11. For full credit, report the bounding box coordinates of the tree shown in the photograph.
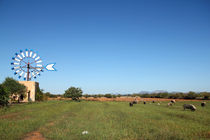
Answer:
[200,92,210,100]
[64,87,83,101]
[2,77,26,102]
[0,84,9,106]
[184,91,197,99]
[117,94,121,97]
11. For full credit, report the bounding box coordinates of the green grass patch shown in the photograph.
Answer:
[0,101,209,140]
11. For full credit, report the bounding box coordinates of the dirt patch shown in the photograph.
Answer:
[0,112,20,119]
[196,131,210,139]
[23,131,45,140]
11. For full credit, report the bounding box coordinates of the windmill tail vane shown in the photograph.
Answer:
[11,49,56,81]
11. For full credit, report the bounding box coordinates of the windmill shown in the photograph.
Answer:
[11,49,56,81]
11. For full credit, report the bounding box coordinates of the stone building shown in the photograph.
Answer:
[18,81,39,102]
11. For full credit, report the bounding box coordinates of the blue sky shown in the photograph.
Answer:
[0,0,210,94]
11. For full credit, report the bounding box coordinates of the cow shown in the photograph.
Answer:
[183,104,196,111]
[171,100,176,104]
[129,102,133,107]
[201,102,206,107]
[132,100,138,104]
[168,102,172,106]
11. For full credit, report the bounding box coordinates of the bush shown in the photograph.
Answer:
[112,95,117,98]
[83,94,90,98]
[104,94,112,98]
[97,94,103,98]
[45,92,58,98]
[64,87,83,101]
[0,84,9,106]
[35,87,44,101]
[93,95,97,98]
[117,94,121,97]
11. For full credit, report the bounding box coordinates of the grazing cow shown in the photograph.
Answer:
[143,101,146,104]
[129,102,133,107]
[201,102,206,107]
[171,100,176,104]
[132,100,138,104]
[183,104,196,111]
[168,102,172,106]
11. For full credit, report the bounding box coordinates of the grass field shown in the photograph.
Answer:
[0,100,209,140]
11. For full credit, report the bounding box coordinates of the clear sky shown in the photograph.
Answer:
[0,0,210,94]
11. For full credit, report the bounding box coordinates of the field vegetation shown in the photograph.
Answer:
[0,100,209,140]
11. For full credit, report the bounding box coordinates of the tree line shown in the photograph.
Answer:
[1,77,209,107]
[132,92,210,100]
[82,92,210,100]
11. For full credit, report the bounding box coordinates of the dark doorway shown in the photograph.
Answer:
[20,94,24,100]
[28,91,31,101]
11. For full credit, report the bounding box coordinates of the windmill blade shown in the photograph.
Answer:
[29,73,31,79]
[35,71,41,76]
[36,64,43,67]
[12,57,21,62]
[14,62,20,65]
[19,71,24,76]
[12,66,20,70]
[32,72,35,77]
[15,58,20,61]
[35,67,42,71]
[32,71,39,78]
[24,73,27,78]
[32,53,37,58]
[36,60,42,63]
[23,73,27,80]
[18,71,24,79]
[14,69,21,75]
[17,54,23,60]
[21,51,25,58]
[29,51,33,57]
[35,56,40,61]
[25,49,29,57]
[16,69,21,73]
